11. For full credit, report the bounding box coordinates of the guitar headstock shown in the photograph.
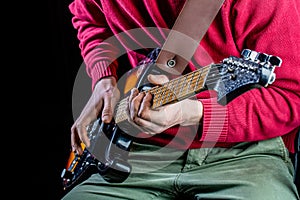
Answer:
[212,49,282,105]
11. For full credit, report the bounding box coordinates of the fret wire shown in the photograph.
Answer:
[191,70,201,91]
[115,99,128,111]
[115,66,214,122]
[184,71,197,95]
[195,67,210,90]
[194,69,204,91]
[187,70,195,92]
[115,97,128,123]
[151,87,159,107]
[166,65,212,93]
[176,67,209,98]
[153,67,211,107]
[159,86,168,106]
[183,72,202,96]
[167,85,174,102]
[165,82,173,104]
[166,77,182,103]
[157,86,165,107]
[148,85,160,95]
[121,69,218,116]
[163,82,172,105]
[152,78,177,108]
[174,79,180,99]
[151,65,209,99]
[154,86,164,107]
[178,75,187,98]
[176,73,192,98]
[168,79,175,102]
[117,64,215,113]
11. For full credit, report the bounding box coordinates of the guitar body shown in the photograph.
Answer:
[61,48,281,191]
[61,57,164,191]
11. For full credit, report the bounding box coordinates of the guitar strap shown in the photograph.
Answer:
[155,0,225,75]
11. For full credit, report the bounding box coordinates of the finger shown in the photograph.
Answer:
[70,124,89,155]
[133,116,162,135]
[111,87,120,110]
[127,116,148,135]
[127,88,139,118]
[126,112,160,137]
[102,94,113,123]
[128,88,139,103]
[77,124,90,146]
[70,126,80,153]
[147,74,169,85]
[130,92,145,121]
[138,92,152,119]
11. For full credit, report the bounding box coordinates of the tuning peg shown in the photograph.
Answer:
[268,55,282,67]
[242,49,282,67]
[241,49,251,59]
[257,53,269,63]
[257,52,282,67]
[241,49,259,62]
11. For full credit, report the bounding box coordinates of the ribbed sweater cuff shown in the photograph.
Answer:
[199,98,228,142]
[91,60,118,90]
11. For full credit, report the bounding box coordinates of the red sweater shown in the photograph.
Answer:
[69,0,300,153]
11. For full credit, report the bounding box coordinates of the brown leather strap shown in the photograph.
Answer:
[155,0,225,75]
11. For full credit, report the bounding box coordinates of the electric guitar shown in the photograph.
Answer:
[61,48,282,191]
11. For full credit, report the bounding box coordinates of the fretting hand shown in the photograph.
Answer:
[127,74,203,135]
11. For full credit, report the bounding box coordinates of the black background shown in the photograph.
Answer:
[28,0,83,199]
[43,1,82,199]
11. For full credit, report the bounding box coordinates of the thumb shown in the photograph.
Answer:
[147,74,169,85]
[102,95,113,123]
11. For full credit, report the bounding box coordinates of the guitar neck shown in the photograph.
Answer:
[114,64,214,124]
[150,65,212,108]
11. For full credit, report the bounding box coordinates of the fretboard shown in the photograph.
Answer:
[114,64,215,124]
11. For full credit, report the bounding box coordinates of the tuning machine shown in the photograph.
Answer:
[241,49,282,86]
[241,49,282,67]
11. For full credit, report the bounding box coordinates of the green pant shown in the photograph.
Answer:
[62,137,299,200]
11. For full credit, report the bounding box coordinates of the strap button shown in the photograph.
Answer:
[167,59,176,68]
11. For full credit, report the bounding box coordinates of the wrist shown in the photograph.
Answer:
[94,76,117,90]
[180,99,203,126]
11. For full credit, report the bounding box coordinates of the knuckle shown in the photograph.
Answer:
[139,111,147,119]
[160,120,168,126]
[102,108,111,115]
[132,97,138,104]
[133,116,139,123]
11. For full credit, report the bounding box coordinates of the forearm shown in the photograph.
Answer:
[69,0,120,90]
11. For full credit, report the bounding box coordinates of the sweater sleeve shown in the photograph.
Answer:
[69,0,119,90]
[200,0,300,143]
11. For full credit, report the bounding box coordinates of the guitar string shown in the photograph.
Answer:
[116,63,217,107]
[114,62,259,122]
[114,65,225,121]
[114,66,207,108]
[151,69,205,107]
[152,68,209,107]
[114,65,212,122]
[115,67,221,112]
[114,66,209,109]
